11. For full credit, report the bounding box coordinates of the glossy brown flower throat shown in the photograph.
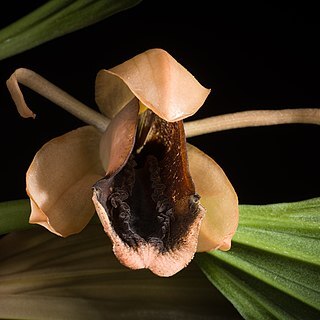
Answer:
[93,100,205,276]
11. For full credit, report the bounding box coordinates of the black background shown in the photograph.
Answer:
[0,1,319,205]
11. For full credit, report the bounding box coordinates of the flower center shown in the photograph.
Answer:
[107,154,177,249]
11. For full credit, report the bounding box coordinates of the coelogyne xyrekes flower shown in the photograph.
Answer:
[7,49,239,276]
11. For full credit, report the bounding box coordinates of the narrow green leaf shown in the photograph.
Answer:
[0,0,74,41]
[0,199,33,234]
[0,0,143,60]
[197,254,320,320]
[235,198,320,265]
[197,197,320,320]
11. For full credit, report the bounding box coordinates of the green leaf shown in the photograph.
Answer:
[196,197,320,320]
[1,197,319,318]
[0,0,142,61]
[0,199,34,234]
[0,225,242,320]
[0,198,105,235]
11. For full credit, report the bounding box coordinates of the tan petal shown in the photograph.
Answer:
[95,48,210,122]
[99,98,139,175]
[186,144,239,252]
[27,126,105,237]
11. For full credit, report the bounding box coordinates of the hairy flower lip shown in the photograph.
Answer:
[93,101,207,277]
[92,190,206,277]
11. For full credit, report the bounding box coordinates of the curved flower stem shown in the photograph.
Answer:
[7,68,320,136]
[7,68,110,132]
[184,109,320,138]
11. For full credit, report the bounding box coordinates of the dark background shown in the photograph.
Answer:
[0,1,319,205]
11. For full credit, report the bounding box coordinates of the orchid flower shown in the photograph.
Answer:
[7,49,238,276]
[7,48,319,276]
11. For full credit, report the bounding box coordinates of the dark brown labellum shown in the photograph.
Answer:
[93,105,205,276]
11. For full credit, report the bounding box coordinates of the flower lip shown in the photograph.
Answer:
[95,48,211,122]
[93,102,205,276]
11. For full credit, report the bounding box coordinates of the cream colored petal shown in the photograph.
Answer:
[186,144,239,252]
[99,98,139,175]
[27,126,105,237]
[95,48,210,122]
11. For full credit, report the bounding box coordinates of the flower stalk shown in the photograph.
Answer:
[184,108,320,137]
[7,68,320,137]
[7,68,109,131]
